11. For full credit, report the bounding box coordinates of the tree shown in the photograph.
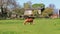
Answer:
[32,3,45,8]
[0,0,18,19]
[24,1,32,9]
[42,7,54,18]
[49,4,55,9]
[13,8,24,15]
[32,3,45,17]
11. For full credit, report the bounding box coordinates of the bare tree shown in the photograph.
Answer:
[0,0,18,18]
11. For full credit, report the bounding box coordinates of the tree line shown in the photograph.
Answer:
[0,0,54,19]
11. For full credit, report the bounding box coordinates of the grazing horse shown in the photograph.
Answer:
[23,16,35,25]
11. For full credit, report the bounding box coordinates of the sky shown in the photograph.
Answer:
[17,0,60,9]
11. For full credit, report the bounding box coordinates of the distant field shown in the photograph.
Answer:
[0,18,60,34]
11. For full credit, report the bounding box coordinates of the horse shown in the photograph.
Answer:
[23,16,35,25]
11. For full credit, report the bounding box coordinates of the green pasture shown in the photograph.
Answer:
[0,18,60,34]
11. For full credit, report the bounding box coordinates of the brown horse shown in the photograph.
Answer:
[23,16,35,25]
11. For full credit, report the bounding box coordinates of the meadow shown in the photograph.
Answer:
[0,18,60,34]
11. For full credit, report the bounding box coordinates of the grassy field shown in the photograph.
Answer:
[0,18,60,34]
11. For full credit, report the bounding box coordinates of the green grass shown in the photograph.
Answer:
[0,18,60,34]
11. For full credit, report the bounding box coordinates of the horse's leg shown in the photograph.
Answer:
[30,21,35,25]
[33,21,35,24]
[23,20,27,25]
[23,21,26,25]
[30,22,32,25]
